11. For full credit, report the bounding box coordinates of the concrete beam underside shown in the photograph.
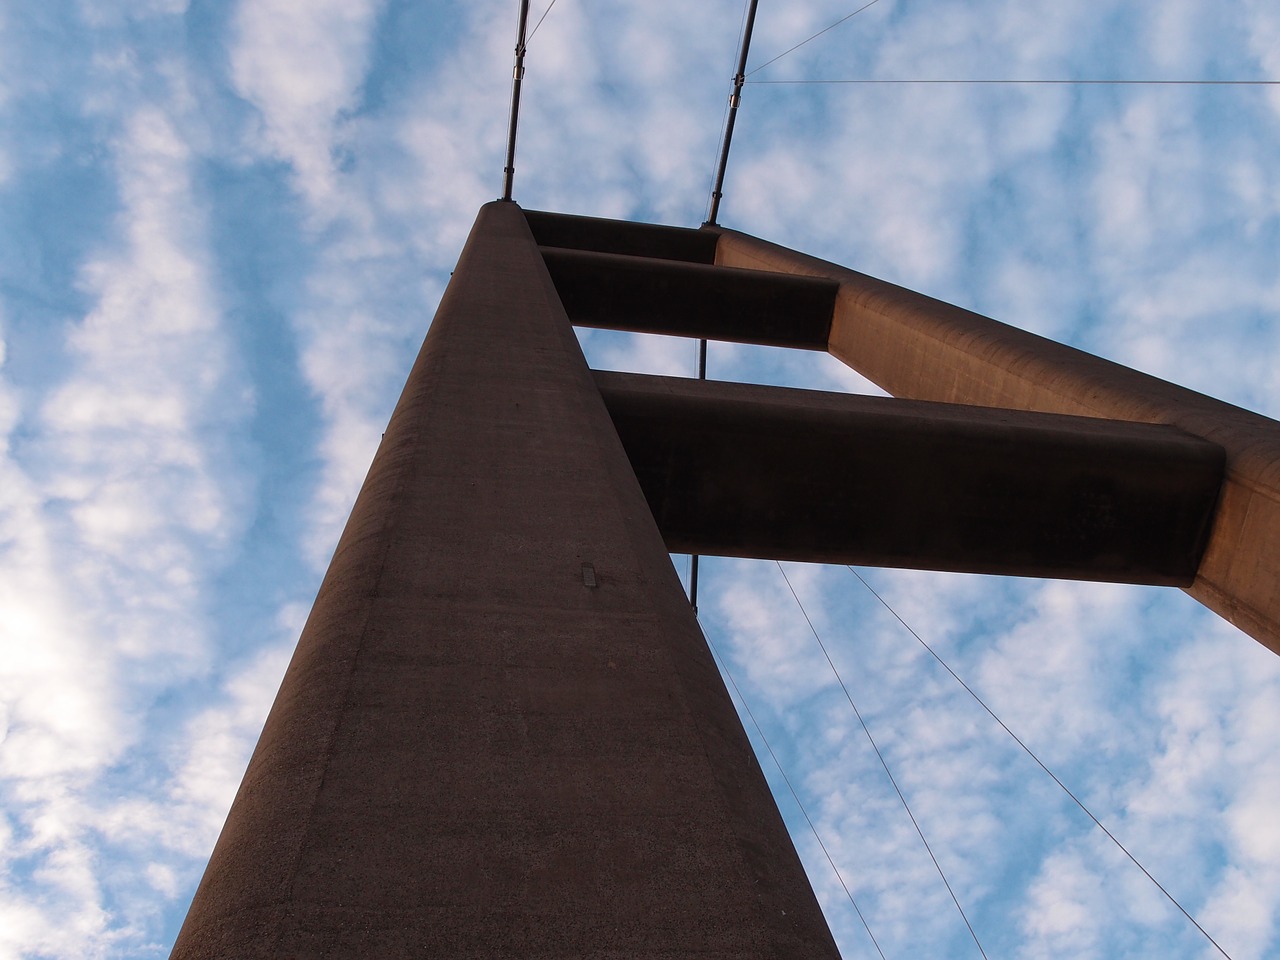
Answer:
[170,202,839,958]
[596,372,1224,584]
[525,208,720,263]
[541,247,836,349]
[713,229,1280,656]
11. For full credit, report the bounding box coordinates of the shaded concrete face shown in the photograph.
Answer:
[713,228,1280,656]
[598,372,1224,584]
[543,247,836,348]
[525,208,719,262]
[169,203,839,958]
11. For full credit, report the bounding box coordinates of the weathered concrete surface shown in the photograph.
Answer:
[542,247,836,349]
[169,203,839,958]
[713,227,1280,655]
[597,372,1224,584]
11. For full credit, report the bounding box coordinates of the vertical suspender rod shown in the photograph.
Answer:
[706,0,761,226]
[697,0,763,605]
[502,0,532,201]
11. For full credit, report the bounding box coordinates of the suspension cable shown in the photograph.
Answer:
[700,612,887,960]
[526,0,559,43]
[746,0,886,78]
[705,0,761,225]
[845,566,1235,960]
[777,561,989,959]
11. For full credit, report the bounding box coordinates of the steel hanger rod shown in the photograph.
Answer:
[706,0,761,226]
[689,336,709,613]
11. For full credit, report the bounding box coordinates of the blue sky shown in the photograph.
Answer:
[2,1,1280,957]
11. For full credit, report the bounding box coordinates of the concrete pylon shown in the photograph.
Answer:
[169,201,841,958]
[172,199,1280,956]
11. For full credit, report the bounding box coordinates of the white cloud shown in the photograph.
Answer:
[291,292,413,565]
[1113,628,1280,959]
[585,330,697,377]
[97,635,294,861]
[0,41,261,953]
[230,0,386,210]
[228,0,451,565]
[1020,846,1109,959]
[716,560,839,709]
[4,1,1280,958]
[40,104,246,662]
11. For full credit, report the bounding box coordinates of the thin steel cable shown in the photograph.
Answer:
[747,0,887,78]
[700,616,888,960]
[746,77,1280,86]
[731,0,751,66]
[525,0,558,43]
[777,561,988,960]
[845,566,1234,960]
[705,0,761,225]
[688,335,707,611]
[691,338,708,608]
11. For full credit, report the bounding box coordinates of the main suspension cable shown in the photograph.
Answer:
[526,0,559,43]
[500,0,532,201]
[846,566,1234,960]
[692,0,751,601]
[703,0,751,224]
[705,0,761,225]
[777,561,989,959]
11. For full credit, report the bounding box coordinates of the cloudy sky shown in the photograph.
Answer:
[2,0,1280,957]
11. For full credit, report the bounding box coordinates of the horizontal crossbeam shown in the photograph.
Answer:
[596,372,1225,585]
[543,248,836,348]
[712,225,1280,653]
[525,209,719,262]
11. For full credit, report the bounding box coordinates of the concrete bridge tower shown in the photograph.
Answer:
[169,199,1279,958]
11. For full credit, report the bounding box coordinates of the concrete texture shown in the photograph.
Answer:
[542,247,836,349]
[713,227,1280,656]
[596,372,1224,584]
[168,202,840,959]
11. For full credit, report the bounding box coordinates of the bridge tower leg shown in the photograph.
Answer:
[169,201,841,958]
[173,194,1279,957]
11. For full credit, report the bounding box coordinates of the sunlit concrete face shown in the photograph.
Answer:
[169,202,839,959]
